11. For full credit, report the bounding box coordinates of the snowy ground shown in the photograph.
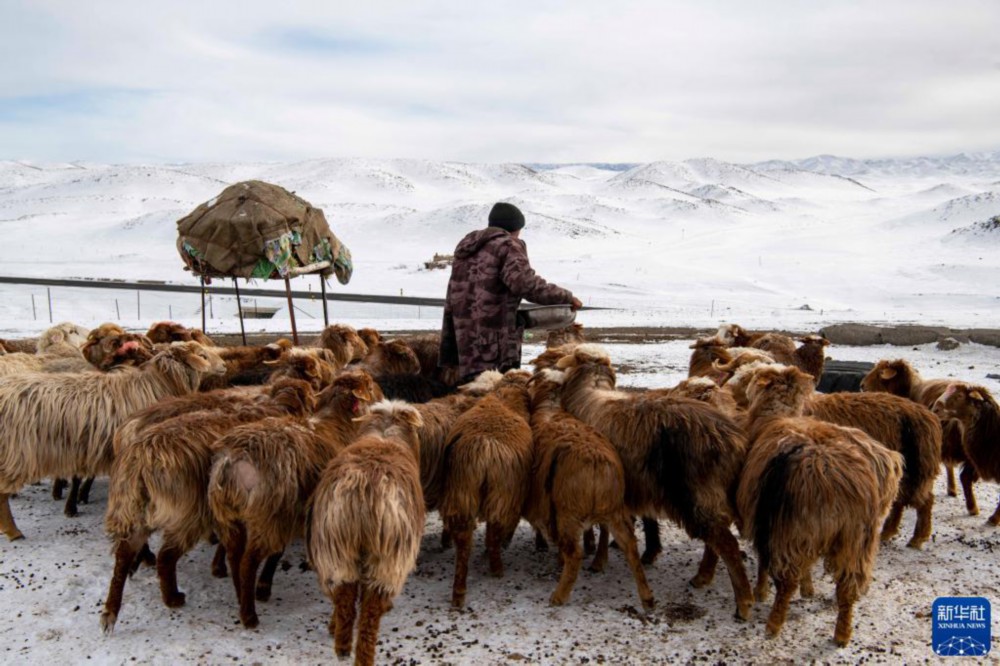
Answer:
[2,337,999,665]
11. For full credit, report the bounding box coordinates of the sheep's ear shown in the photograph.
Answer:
[399,407,424,430]
[969,389,985,402]
[353,386,373,402]
[879,367,897,380]
[182,350,212,371]
[264,343,286,361]
[755,375,773,390]
[555,354,577,369]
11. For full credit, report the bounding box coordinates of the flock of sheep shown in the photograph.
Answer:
[0,319,997,664]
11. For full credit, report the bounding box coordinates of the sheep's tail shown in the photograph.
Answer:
[208,453,260,531]
[104,446,149,542]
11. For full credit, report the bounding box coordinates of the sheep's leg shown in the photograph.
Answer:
[765,576,798,638]
[609,517,655,611]
[550,522,584,607]
[908,497,934,548]
[880,499,905,542]
[706,525,754,621]
[78,476,94,504]
[439,524,452,551]
[988,496,1000,527]
[256,551,283,601]
[588,525,609,573]
[753,558,770,603]
[211,543,228,578]
[449,517,473,608]
[960,464,980,516]
[238,547,265,628]
[128,543,157,576]
[355,586,391,666]
[156,544,187,608]
[799,564,815,598]
[833,577,859,647]
[100,535,145,633]
[640,517,662,565]
[330,582,358,658]
[582,526,596,556]
[63,476,82,518]
[691,544,718,588]
[223,525,248,607]
[485,521,505,578]
[52,478,68,501]
[945,464,957,497]
[0,493,23,541]
[534,527,549,552]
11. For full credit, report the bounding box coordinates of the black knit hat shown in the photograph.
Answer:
[488,202,525,232]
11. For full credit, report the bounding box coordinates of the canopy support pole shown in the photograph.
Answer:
[233,278,247,346]
[200,276,207,333]
[284,276,299,345]
[320,275,329,327]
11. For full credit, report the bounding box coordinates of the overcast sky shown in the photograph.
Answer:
[2,0,999,164]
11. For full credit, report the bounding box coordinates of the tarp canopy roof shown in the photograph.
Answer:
[177,180,352,283]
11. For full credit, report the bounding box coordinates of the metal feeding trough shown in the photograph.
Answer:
[517,304,576,331]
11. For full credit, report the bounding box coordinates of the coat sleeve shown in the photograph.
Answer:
[500,240,574,305]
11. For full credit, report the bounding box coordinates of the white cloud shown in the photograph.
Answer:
[2,0,999,162]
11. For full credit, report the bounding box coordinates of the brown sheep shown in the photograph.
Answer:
[99,379,316,633]
[360,338,421,376]
[264,345,339,391]
[525,369,654,610]
[933,383,1000,524]
[312,324,369,368]
[687,338,738,380]
[738,364,903,646]
[357,327,383,350]
[209,370,378,628]
[794,334,830,383]
[556,344,754,621]
[805,391,942,549]
[82,324,156,370]
[146,321,216,346]
[397,332,461,387]
[862,359,966,502]
[530,343,583,372]
[308,401,425,666]
[0,342,226,541]
[545,322,586,348]
[0,324,93,376]
[439,371,534,608]
[197,340,294,391]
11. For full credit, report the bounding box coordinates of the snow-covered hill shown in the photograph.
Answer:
[0,152,997,336]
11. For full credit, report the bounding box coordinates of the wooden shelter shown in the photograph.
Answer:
[176,180,352,344]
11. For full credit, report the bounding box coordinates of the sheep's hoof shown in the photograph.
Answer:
[549,594,568,607]
[689,573,713,589]
[833,633,851,647]
[879,531,897,543]
[988,515,1000,527]
[255,585,272,602]
[450,593,465,609]
[905,538,925,550]
[64,507,79,518]
[99,612,117,635]
[241,613,259,629]
[163,592,186,608]
[640,551,660,566]
[765,623,781,638]
[5,530,24,542]
[336,648,351,659]
[211,563,228,578]
[968,508,980,516]
[641,597,656,612]
[947,489,958,497]
[753,586,769,604]
[735,602,752,622]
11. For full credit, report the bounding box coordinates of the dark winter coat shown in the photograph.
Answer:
[439,228,574,380]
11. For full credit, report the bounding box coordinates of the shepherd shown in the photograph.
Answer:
[439,202,582,384]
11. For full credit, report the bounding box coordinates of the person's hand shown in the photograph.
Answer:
[570,297,583,311]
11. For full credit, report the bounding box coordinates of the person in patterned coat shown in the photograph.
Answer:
[439,202,582,383]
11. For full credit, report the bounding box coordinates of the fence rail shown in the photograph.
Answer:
[0,275,448,308]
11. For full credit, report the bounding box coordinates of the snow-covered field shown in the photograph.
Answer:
[0,153,999,664]
[2,339,999,665]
